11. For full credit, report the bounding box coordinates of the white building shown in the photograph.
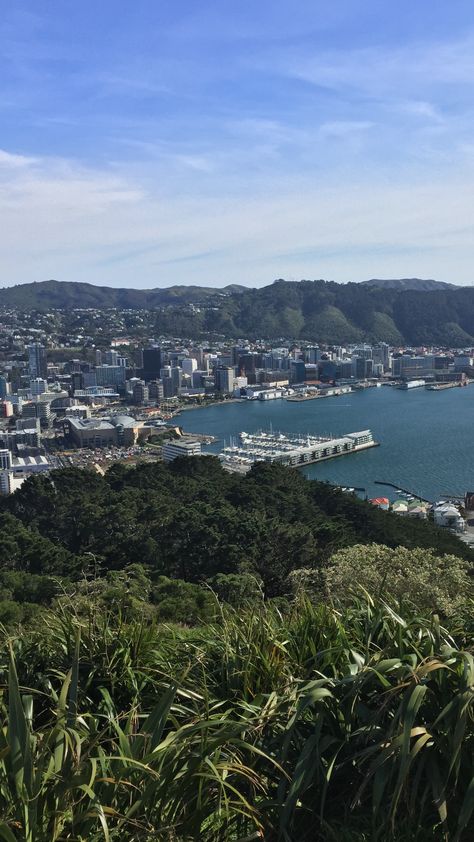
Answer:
[30,378,48,396]
[0,449,50,495]
[162,439,202,462]
[433,503,466,532]
[181,358,198,376]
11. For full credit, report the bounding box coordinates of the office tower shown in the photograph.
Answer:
[105,350,119,366]
[289,360,306,384]
[0,376,10,398]
[0,449,12,470]
[132,381,149,405]
[353,345,373,361]
[71,373,84,392]
[30,378,48,396]
[214,366,235,394]
[148,380,164,401]
[142,348,162,382]
[95,365,126,387]
[28,343,47,379]
[181,358,197,376]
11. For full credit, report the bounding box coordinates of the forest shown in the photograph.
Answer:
[0,457,471,623]
[0,458,473,840]
[3,278,474,344]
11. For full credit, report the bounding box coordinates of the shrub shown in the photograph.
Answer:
[323,543,472,616]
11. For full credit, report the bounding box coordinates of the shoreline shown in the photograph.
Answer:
[172,398,245,417]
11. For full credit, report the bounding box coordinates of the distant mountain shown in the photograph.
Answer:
[0,280,247,310]
[362,278,460,291]
[1,277,474,345]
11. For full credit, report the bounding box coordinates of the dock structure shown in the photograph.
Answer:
[373,480,431,504]
[219,429,378,474]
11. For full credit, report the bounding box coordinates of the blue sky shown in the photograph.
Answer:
[2,1,474,287]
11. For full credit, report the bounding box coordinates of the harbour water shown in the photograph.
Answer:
[176,385,474,501]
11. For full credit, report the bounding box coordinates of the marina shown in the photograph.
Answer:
[219,429,377,473]
[178,382,474,501]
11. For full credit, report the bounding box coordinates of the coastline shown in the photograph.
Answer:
[172,398,245,417]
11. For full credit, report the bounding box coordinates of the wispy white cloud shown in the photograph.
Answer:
[2,146,474,287]
[0,148,37,168]
[398,100,444,121]
[319,120,374,138]
[274,34,474,97]
[3,5,474,288]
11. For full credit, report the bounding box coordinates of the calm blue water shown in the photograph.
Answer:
[176,386,474,501]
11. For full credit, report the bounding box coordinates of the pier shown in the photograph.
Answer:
[374,480,431,504]
[219,429,378,473]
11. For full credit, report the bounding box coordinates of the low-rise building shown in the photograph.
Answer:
[433,503,465,532]
[162,438,202,462]
[65,414,150,448]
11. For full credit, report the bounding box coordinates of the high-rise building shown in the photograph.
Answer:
[214,366,235,394]
[351,356,373,379]
[289,360,306,384]
[95,365,126,387]
[181,358,197,376]
[307,347,322,364]
[148,380,164,401]
[132,381,149,405]
[22,400,51,426]
[30,378,48,396]
[0,376,11,398]
[71,373,84,392]
[0,449,12,470]
[1,401,13,418]
[353,345,373,361]
[142,348,162,382]
[373,343,390,371]
[82,371,97,388]
[105,350,119,366]
[170,366,182,395]
[28,343,47,379]
[192,371,205,388]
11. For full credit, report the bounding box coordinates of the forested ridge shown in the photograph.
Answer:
[1,459,474,839]
[3,278,474,343]
[0,456,471,623]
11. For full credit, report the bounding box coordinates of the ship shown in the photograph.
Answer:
[219,429,378,473]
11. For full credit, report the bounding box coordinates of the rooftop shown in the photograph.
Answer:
[68,415,138,431]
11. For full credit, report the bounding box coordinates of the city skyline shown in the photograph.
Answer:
[2,2,474,288]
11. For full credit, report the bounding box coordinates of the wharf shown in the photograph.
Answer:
[425,382,465,391]
[219,429,378,473]
[286,387,351,402]
[374,480,431,504]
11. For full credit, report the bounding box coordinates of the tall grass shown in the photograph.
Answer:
[0,595,473,840]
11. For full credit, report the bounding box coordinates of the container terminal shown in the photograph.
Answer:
[219,429,377,474]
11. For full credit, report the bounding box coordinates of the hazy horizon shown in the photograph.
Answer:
[2,2,474,288]
[1,276,469,292]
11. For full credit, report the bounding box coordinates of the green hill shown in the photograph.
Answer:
[2,277,474,344]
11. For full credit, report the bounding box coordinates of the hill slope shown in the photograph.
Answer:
[361,278,459,291]
[2,277,474,344]
[0,279,246,309]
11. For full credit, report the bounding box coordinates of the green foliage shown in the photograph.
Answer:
[322,543,473,616]
[207,572,263,606]
[4,278,474,342]
[151,576,218,624]
[0,460,471,624]
[0,595,473,840]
